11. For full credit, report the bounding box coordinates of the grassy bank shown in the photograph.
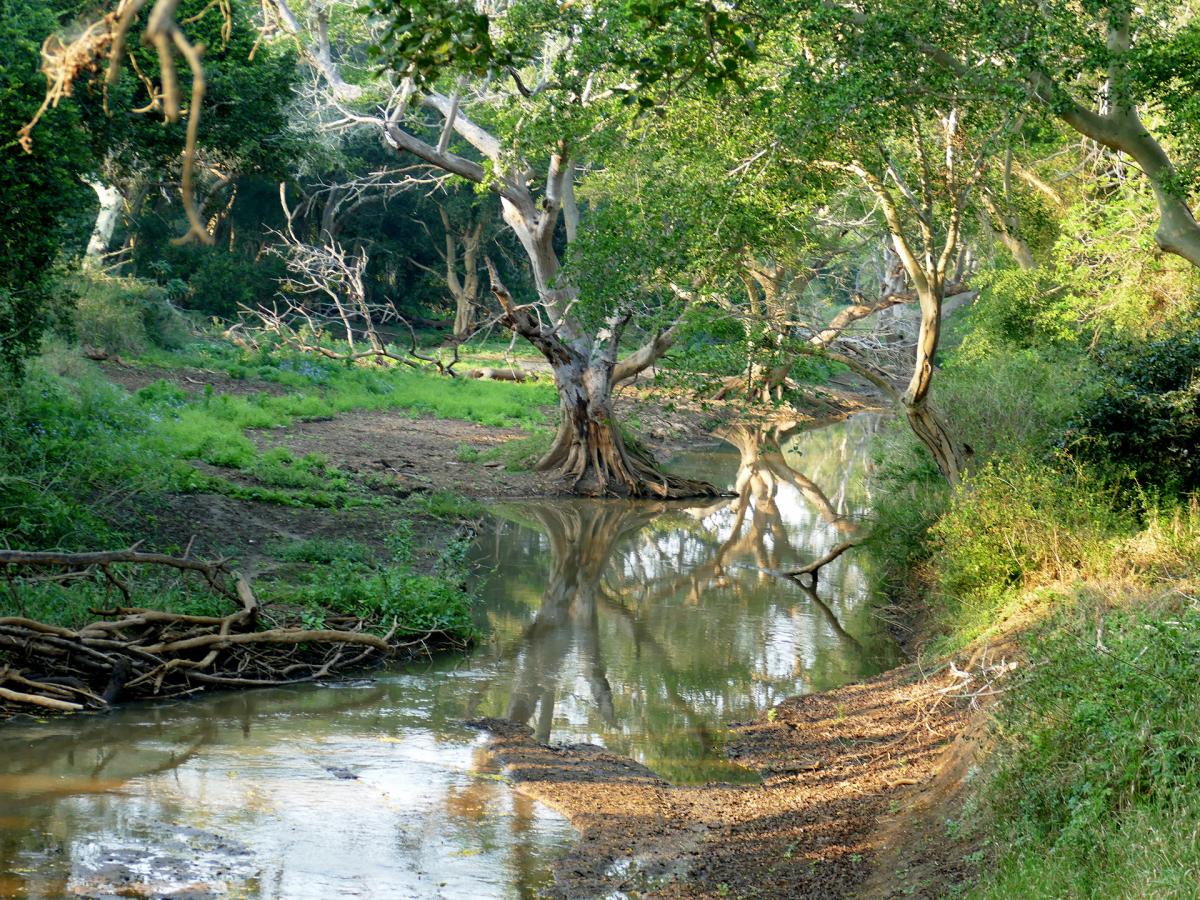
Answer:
[864,296,1200,893]
[0,334,557,709]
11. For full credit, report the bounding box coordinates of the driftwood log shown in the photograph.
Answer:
[0,548,462,718]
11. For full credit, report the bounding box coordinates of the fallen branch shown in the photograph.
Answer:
[784,540,861,585]
[0,548,468,718]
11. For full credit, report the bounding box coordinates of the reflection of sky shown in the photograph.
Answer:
[468,413,899,781]
[0,685,570,898]
[0,414,898,897]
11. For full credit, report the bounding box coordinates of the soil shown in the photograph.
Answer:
[472,655,988,899]
[253,411,551,499]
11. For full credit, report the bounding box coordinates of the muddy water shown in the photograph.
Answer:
[0,414,897,898]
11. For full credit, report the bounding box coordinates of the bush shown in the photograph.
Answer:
[940,344,1096,461]
[148,244,285,318]
[928,458,1129,644]
[71,273,190,355]
[0,368,174,547]
[1067,328,1200,497]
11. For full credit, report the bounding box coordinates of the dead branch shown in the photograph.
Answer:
[784,540,861,586]
[0,547,468,719]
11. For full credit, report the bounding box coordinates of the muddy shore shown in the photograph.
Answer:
[471,657,980,899]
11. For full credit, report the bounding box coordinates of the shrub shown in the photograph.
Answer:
[0,368,173,547]
[928,458,1129,643]
[1067,328,1200,496]
[71,273,190,355]
[940,345,1097,461]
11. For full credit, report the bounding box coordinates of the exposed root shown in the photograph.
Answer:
[0,548,464,719]
[540,414,723,500]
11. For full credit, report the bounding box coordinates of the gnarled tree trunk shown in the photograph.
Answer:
[536,362,699,499]
[487,260,718,499]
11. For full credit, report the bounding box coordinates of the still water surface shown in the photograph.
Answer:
[0,414,897,899]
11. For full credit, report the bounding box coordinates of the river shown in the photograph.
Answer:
[0,414,898,899]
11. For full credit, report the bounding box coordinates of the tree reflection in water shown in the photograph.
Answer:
[0,416,899,897]
[471,414,898,783]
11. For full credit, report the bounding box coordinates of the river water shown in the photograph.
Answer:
[0,414,898,899]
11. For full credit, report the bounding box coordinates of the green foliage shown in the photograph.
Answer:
[143,243,287,319]
[0,0,95,375]
[975,596,1200,897]
[0,569,228,628]
[929,459,1129,647]
[405,490,484,521]
[70,273,190,355]
[262,523,476,637]
[251,448,352,492]
[1067,328,1200,496]
[367,0,757,96]
[0,363,175,547]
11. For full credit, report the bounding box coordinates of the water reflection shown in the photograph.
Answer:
[0,679,570,898]
[460,413,897,783]
[0,414,897,897]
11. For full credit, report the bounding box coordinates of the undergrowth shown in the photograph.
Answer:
[864,305,1200,896]
[974,588,1200,898]
[259,524,478,637]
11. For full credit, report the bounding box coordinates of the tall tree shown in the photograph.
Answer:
[280,0,750,497]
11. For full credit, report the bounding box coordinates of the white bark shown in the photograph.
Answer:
[85,179,122,262]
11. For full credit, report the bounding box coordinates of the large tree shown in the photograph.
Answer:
[274,0,747,497]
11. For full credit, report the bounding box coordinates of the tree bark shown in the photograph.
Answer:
[487,260,717,499]
[902,285,969,485]
[85,179,122,264]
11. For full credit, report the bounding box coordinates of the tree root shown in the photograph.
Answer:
[0,548,466,719]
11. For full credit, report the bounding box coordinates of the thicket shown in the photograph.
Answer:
[0,0,95,374]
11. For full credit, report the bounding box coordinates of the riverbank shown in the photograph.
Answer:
[472,657,975,898]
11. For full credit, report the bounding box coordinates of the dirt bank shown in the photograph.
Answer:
[473,653,989,899]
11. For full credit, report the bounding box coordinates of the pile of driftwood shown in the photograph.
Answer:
[0,549,456,718]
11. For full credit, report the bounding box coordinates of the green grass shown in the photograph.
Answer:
[404,490,485,521]
[0,571,230,628]
[971,592,1200,898]
[259,524,478,637]
[456,428,554,472]
[139,341,556,428]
